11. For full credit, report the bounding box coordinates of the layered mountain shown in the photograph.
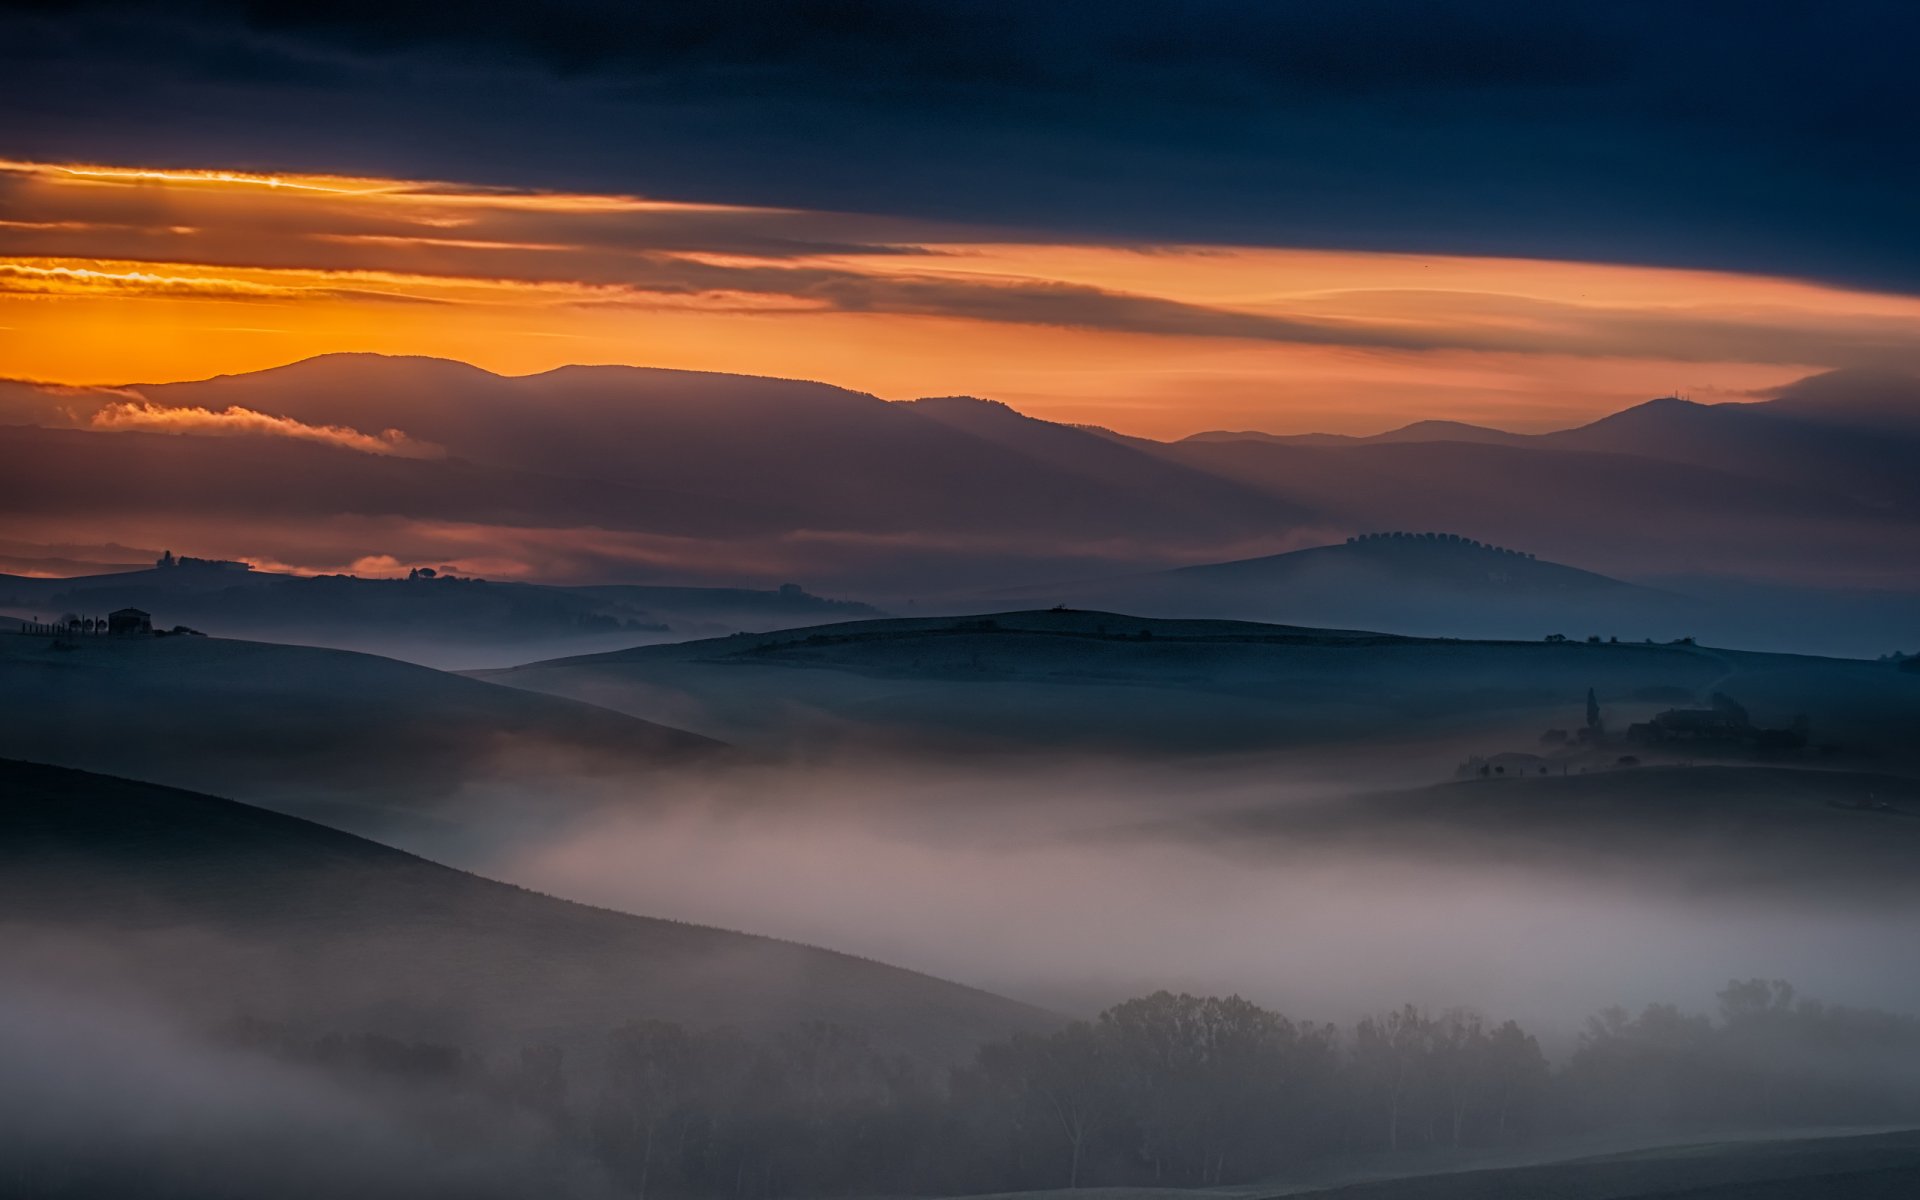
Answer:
[4,357,1918,619]
[124,354,1308,542]
[0,759,1047,1061]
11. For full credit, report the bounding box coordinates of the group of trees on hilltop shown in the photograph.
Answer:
[206,982,1920,1199]
[1347,531,1536,558]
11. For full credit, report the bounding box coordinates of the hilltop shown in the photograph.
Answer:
[0,759,1049,1061]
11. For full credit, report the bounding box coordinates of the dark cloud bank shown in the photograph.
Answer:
[3,1,1918,290]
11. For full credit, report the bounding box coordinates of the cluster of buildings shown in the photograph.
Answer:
[1457,687,1811,779]
[18,608,154,637]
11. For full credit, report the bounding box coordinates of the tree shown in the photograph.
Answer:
[602,1020,698,1200]
[974,1023,1119,1187]
[1352,1005,1435,1154]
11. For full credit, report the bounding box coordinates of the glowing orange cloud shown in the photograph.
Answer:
[2,156,1916,436]
[86,399,440,457]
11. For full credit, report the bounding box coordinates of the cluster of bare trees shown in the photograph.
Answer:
[213,982,1920,1199]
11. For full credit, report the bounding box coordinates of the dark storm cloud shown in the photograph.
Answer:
[1,1,1917,291]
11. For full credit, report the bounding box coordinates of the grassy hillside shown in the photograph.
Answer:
[0,759,1050,1062]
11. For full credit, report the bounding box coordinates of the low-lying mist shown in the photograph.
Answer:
[0,978,608,1199]
[453,755,1920,1036]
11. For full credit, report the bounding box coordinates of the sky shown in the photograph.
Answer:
[2,1,1917,436]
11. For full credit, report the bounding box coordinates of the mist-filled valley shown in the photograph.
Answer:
[8,403,1920,1197]
[10,14,1920,1188]
[9,589,1920,1197]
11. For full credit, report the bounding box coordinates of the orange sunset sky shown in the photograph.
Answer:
[4,158,1918,439]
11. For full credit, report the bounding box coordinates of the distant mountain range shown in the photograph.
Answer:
[3,356,1918,642]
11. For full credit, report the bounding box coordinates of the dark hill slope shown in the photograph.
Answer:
[0,632,718,828]
[480,610,1739,760]
[0,759,1050,1061]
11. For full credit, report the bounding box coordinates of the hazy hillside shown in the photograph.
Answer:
[0,631,718,830]
[1165,765,1920,901]
[0,560,881,668]
[986,533,1693,641]
[0,759,1048,1061]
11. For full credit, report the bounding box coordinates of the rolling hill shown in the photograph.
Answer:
[0,759,1049,1061]
[478,610,1716,762]
[0,629,719,832]
[480,610,1920,771]
[0,557,881,668]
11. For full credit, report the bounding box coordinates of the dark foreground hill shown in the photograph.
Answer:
[0,759,1050,1062]
[0,631,719,831]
